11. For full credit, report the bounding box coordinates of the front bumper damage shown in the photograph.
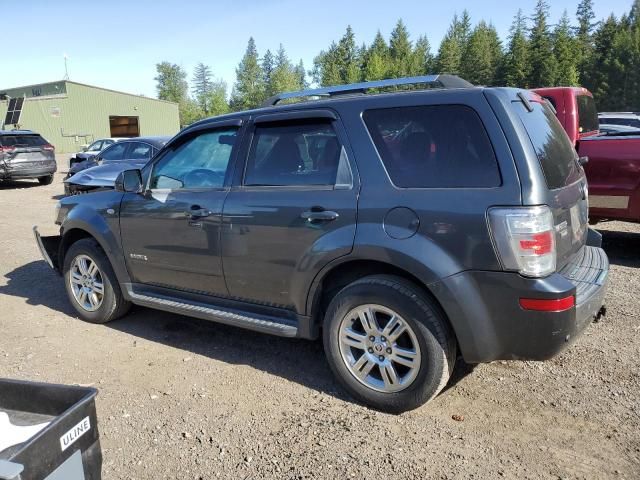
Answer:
[33,226,61,273]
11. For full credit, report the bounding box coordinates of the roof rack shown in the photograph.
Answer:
[262,74,474,107]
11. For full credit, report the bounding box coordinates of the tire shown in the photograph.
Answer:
[63,238,131,323]
[38,175,53,185]
[323,275,456,413]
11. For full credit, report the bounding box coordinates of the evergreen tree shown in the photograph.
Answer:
[389,19,413,76]
[461,21,503,86]
[409,35,433,75]
[457,10,473,47]
[363,31,390,80]
[503,9,530,87]
[191,63,214,114]
[262,49,275,97]
[554,11,579,86]
[528,0,557,87]
[295,60,308,89]
[589,15,621,110]
[270,44,301,95]
[575,0,597,81]
[230,37,265,110]
[312,42,342,86]
[337,25,361,84]
[313,26,361,85]
[437,15,463,74]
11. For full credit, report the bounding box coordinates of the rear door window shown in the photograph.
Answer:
[513,100,581,190]
[127,142,153,160]
[576,95,599,133]
[244,121,345,187]
[363,105,501,188]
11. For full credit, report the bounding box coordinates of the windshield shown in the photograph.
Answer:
[577,95,599,133]
[87,141,103,152]
[514,100,581,190]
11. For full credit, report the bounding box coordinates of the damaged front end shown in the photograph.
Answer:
[33,226,61,273]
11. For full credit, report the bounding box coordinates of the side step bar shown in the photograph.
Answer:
[124,285,298,338]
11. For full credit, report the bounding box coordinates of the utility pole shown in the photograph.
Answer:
[63,53,69,80]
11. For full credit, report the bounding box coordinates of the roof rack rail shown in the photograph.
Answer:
[262,74,474,107]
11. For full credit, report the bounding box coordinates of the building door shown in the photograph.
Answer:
[109,116,139,137]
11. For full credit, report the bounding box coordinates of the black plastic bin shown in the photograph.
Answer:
[0,379,101,480]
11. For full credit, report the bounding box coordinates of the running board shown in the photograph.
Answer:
[124,285,298,338]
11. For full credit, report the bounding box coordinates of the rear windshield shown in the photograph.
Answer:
[514,101,581,190]
[577,95,599,133]
[0,135,47,147]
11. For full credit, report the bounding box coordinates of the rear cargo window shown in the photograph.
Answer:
[577,95,599,133]
[0,135,47,147]
[363,105,501,188]
[514,101,581,190]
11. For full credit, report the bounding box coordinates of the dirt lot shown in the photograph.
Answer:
[1,159,639,479]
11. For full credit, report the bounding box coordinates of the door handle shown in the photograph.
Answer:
[301,209,339,222]
[185,205,211,220]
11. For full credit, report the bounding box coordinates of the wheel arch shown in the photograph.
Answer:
[306,258,458,347]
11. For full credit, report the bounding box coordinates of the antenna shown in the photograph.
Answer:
[63,53,69,80]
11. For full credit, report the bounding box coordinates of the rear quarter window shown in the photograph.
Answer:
[513,100,581,190]
[363,105,501,188]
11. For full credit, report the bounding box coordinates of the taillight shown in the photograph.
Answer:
[488,206,556,277]
[0,145,16,153]
[42,144,55,151]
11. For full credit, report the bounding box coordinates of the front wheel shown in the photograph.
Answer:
[63,238,131,323]
[323,275,456,413]
[38,175,53,185]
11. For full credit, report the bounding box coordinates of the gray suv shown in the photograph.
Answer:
[34,76,609,412]
[1,130,56,185]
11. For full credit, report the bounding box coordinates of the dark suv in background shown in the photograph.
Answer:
[35,76,609,413]
[0,130,56,185]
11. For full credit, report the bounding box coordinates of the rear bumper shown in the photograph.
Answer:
[1,162,57,179]
[430,245,609,363]
[33,226,61,273]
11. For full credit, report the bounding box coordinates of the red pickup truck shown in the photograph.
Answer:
[532,87,640,223]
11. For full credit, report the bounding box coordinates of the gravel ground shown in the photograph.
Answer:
[1,158,639,479]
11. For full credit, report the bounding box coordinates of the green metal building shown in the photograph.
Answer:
[0,80,179,153]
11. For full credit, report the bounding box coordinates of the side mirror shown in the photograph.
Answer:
[115,169,143,193]
[81,147,88,152]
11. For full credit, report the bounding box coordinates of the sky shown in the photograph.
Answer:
[1,0,634,98]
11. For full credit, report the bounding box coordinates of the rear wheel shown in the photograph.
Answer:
[38,175,53,185]
[63,238,131,323]
[323,275,456,413]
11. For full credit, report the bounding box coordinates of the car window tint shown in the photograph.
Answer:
[513,100,581,190]
[101,143,128,161]
[0,135,47,147]
[128,142,153,160]
[244,121,342,187]
[150,129,237,190]
[363,105,501,188]
[576,95,598,133]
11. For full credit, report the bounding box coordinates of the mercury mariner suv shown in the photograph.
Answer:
[34,76,608,413]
